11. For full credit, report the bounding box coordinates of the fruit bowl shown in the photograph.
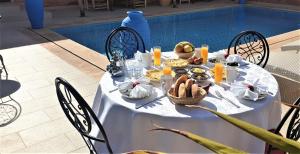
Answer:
[174,41,195,59]
[175,52,194,59]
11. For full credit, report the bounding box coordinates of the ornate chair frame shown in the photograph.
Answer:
[105,26,145,61]
[0,54,8,80]
[266,97,300,154]
[227,31,270,68]
[55,77,113,154]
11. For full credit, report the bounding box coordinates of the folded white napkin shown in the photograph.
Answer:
[134,50,142,62]
[226,54,243,63]
[209,49,227,60]
[130,84,152,98]
[230,78,268,101]
[118,77,152,98]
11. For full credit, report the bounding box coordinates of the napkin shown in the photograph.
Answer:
[226,54,243,63]
[118,77,152,98]
[209,49,227,60]
[134,50,143,62]
[230,78,268,101]
[130,84,152,98]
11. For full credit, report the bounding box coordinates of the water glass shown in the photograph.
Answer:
[133,62,143,79]
[125,60,134,79]
[226,66,239,84]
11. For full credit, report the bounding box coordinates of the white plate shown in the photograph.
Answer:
[243,93,268,101]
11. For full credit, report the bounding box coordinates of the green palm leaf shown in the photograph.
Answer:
[151,124,247,154]
[185,105,300,153]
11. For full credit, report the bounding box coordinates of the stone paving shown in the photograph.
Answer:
[0,0,299,153]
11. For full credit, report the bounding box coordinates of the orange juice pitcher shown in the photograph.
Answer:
[214,63,224,85]
[153,46,161,67]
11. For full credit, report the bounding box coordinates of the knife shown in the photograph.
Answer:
[135,95,166,109]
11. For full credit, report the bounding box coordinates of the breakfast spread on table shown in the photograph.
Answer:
[110,41,270,104]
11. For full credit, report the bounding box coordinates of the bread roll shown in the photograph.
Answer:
[169,85,176,96]
[178,83,186,98]
[185,79,193,97]
[174,75,188,97]
[191,84,200,98]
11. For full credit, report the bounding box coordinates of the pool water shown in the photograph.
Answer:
[53,6,300,54]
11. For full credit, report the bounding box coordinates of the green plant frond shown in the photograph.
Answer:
[124,150,166,154]
[151,124,247,154]
[185,105,300,153]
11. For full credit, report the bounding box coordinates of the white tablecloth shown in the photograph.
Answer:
[92,55,281,153]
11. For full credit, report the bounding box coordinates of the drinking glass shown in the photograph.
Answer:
[161,65,173,94]
[153,46,161,67]
[133,61,143,79]
[200,44,209,64]
[214,63,224,85]
[125,60,134,79]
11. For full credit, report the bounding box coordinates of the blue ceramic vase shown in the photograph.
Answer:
[25,0,44,29]
[239,0,246,4]
[121,11,151,49]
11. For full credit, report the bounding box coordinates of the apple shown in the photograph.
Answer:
[183,45,193,53]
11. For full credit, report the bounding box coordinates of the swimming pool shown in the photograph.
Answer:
[53,6,300,54]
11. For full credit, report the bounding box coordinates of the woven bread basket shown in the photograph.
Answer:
[167,87,207,105]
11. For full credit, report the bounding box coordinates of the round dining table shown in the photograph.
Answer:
[91,53,282,153]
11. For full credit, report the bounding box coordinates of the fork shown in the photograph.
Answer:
[215,90,240,108]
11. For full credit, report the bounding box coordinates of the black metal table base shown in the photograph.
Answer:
[0,104,18,127]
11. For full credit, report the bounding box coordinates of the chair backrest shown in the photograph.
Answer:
[227,31,270,68]
[275,97,300,141]
[55,77,113,154]
[0,54,8,79]
[105,26,145,61]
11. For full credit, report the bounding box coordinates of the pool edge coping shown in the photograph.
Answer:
[35,28,300,74]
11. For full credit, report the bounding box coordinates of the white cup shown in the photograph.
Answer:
[226,66,239,84]
[141,53,152,68]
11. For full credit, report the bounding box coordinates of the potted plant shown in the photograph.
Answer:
[25,0,44,29]
[160,0,172,6]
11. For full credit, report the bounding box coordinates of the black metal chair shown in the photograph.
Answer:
[227,31,270,68]
[0,54,8,80]
[55,77,113,154]
[265,97,300,154]
[105,26,145,61]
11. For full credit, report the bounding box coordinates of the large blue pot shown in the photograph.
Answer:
[121,11,151,49]
[25,0,44,29]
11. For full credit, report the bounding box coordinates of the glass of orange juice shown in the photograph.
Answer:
[200,44,209,64]
[153,46,161,67]
[214,63,224,85]
[162,66,172,75]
